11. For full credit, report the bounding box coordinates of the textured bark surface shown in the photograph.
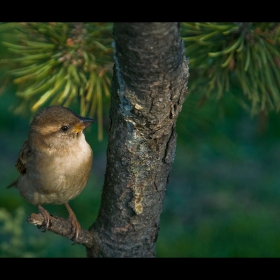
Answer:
[87,22,189,257]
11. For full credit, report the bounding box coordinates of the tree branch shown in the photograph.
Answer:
[27,212,97,249]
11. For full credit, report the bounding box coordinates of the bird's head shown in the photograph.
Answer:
[29,106,95,148]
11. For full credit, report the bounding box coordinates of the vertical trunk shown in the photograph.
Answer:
[87,22,189,257]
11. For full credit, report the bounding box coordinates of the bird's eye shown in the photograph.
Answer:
[60,126,69,132]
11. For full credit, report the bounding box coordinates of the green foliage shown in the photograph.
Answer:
[1,22,280,137]
[181,22,280,115]
[0,22,113,140]
[156,90,280,257]
[0,207,46,257]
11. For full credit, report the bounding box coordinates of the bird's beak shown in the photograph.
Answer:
[73,117,95,133]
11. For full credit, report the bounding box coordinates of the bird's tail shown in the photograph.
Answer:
[6,179,18,189]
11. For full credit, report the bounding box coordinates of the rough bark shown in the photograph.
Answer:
[28,22,189,257]
[87,22,189,257]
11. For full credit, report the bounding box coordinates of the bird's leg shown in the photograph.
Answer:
[64,203,81,243]
[37,204,51,232]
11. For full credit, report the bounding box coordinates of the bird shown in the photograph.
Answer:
[7,105,95,242]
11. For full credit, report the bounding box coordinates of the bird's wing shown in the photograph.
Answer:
[7,140,30,189]
[15,140,30,175]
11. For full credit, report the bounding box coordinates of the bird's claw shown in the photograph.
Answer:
[37,204,51,232]
[65,203,81,244]
[69,220,81,244]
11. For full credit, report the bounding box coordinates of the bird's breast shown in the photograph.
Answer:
[18,137,93,205]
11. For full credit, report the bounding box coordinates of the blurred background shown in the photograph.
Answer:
[1,22,280,257]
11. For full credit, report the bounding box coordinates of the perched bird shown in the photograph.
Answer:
[7,105,94,241]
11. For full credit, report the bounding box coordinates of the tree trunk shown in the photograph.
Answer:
[87,22,189,257]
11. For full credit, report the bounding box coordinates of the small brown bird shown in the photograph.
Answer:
[7,105,94,241]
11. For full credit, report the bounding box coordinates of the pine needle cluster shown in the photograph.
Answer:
[0,22,113,140]
[1,22,280,139]
[181,22,280,115]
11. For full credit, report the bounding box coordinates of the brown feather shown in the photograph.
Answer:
[15,140,29,175]
[7,140,30,188]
